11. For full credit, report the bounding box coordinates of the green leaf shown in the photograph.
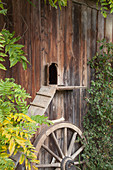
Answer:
[0,44,4,48]
[12,44,24,49]
[0,9,7,15]
[10,59,18,68]
[0,52,7,57]
[0,63,6,70]
[110,8,113,13]
[21,60,27,70]
[27,0,35,7]
[0,3,4,9]
[102,12,107,18]
[0,57,5,61]
[99,45,103,50]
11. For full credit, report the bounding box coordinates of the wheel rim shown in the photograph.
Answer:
[33,122,85,169]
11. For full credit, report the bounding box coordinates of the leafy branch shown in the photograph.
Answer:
[0,29,29,70]
[97,0,113,17]
[0,78,50,170]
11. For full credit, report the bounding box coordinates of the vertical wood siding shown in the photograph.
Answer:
[0,0,113,129]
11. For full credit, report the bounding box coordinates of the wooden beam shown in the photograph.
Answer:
[72,0,98,10]
[56,86,87,91]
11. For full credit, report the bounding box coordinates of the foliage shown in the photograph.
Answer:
[0,0,7,15]
[27,0,113,17]
[0,78,30,117]
[0,78,49,170]
[97,0,113,17]
[0,2,29,70]
[0,29,29,70]
[83,40,113,170]
[0,113,39,170]
[45,0,67,9]
[27,0,67,9]
[31,114,52,125]
[0,157,14,170]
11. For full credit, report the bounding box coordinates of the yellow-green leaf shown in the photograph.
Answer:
[16,130,19,136]
[5,133,11,140]
[32,165,38,170]
[2,129,7,136]
[20,131,23,138]
[25,133,29,139]
[15,138,25,146]
[13,149,18,156]
[30,159,40,164]
[25,158,28,169]
[0,153,9,158]
[28,162,31,170]
[20,113,36,123]
[9,138,15,155]
[19,154,25,164]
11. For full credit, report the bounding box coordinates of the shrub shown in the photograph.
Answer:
[0,78,49,170]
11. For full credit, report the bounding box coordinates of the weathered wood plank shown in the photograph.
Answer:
[57,86,87,91]
[81,5,87,87]
[72,3,81,86]
[97,11,105,51]
[28,86,56,116]
[105,14,112,42]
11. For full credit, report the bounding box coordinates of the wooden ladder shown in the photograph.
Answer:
[28,86,56,116]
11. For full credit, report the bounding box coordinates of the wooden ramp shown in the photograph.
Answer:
[28,86,56,117]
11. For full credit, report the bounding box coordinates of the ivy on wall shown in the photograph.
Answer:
[83,40,113,170]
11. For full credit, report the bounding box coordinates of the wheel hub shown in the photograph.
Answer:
[61,157,75,170]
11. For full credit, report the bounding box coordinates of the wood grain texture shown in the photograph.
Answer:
[0,0,113,146]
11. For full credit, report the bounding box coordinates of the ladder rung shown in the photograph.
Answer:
[30,103,45,109]
[36,92,51,98]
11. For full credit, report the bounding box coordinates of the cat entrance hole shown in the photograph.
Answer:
[49,63,57,85]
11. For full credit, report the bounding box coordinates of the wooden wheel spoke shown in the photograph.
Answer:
[51,157,56,163]
[71,145,84,160]
[34,122,85,168]
[64,127,67,156]
[36,163,61,168]
[51,132,64,158]
[67,132,77,156]
[42,144,62,162]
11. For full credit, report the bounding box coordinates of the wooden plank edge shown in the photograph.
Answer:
[36,92,51,98]
[56,86,87,91]
[30,103,45,109]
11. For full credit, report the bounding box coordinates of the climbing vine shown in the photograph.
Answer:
[83,40,113,169]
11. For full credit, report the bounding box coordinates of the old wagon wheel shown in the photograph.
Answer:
[33,122,85,169]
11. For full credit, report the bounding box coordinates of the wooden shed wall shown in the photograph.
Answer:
[0,0,113,128]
